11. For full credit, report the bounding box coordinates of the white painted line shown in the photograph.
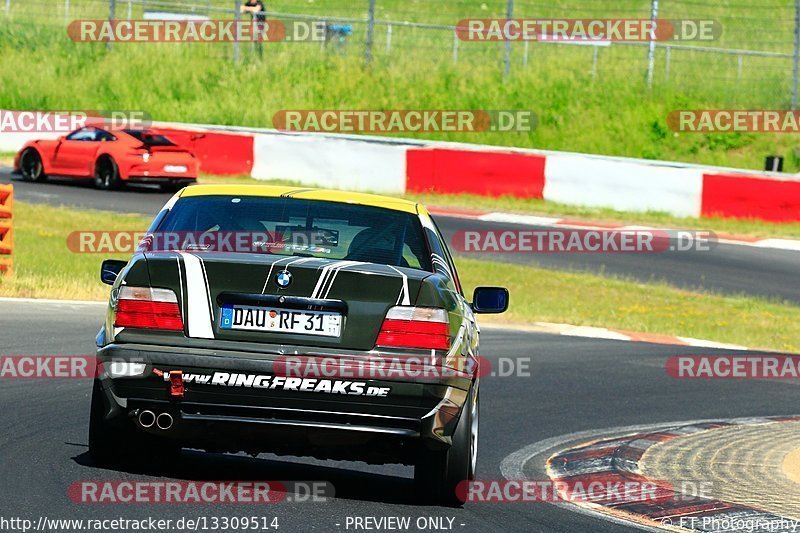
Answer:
[477,212,563,226]
[675,336,748,351]
[0,296,106,306]
[753,238,800,252]
[479,321,763,351]
[552,323,633,342]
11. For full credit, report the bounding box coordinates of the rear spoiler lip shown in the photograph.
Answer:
[216,292,348,314]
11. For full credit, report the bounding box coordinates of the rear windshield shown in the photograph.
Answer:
[155,195,432,271]
[124,130,176,146]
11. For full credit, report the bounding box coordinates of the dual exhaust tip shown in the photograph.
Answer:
[138,410,173,430]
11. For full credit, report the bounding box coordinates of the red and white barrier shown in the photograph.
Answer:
[3,117,800,222]
[543,153,704,218]
[0,131,61,152]
[406,147,547,198]
[250,133,408,194]
[701,172,800,222]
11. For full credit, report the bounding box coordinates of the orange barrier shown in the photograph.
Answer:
[0,184,11,220]
[0,184,13,276]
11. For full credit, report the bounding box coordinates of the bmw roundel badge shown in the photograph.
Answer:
[275,270,292,288]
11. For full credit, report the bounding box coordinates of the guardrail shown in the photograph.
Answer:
[0,184,13,276]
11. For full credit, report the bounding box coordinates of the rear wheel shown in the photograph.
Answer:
[414,382,478,506]
[19,149,46,182]
[93,157,121,190]
[88,379,180,466]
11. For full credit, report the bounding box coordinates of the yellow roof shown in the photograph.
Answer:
[180,184,422,215]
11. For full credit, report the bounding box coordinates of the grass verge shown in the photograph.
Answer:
[1,3,799,173]
[458,258,800,353]
[1,200,797,352]
[0,202,149,300]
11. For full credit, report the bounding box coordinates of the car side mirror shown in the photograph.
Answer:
[100,259,127,285]
[471,287,509,314]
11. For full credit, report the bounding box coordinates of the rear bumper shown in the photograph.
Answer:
[121,160,198,181]
[96,343,474,465]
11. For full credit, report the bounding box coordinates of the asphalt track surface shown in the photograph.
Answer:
[2,169,799,304]
[2,299,798,533]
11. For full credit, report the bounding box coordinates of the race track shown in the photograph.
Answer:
[0,299,797,532]
[3,169,800,303]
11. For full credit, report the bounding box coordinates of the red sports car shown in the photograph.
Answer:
[13,127,199,191]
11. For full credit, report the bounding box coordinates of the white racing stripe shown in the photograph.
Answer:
[198,254,215,322]
[321,261,364,299]
[311,260,358,299]
[178,252,215,339]
[310,260,339,299]
[387,265,410,305]
[431,253,452,278]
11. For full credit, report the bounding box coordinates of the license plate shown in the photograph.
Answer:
[164,165,187,173]
[220,305,342,337]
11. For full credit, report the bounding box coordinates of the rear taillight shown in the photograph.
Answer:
[114,286,183,331]
[376,307,450,351]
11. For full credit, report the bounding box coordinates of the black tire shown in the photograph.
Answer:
[88,379,181,466]
[19,148,46,182]
[93,157,121,190]
[88,379,133,465]
[414,381,479,506]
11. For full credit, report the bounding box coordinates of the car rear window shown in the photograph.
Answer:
[155,195,432,271]
[124,130,176,146]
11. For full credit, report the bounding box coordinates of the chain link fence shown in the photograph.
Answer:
[3,0,799,106]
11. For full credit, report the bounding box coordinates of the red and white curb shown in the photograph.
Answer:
[428,207,800,254]
[489,322,750,351]
[540,416,800,532]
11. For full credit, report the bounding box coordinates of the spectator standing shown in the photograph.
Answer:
[240,0,266,57]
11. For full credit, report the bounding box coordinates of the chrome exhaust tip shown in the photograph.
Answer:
[156,412,174,430]
[138,410,156,428]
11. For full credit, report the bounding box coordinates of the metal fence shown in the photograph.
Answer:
[3,0,800,107]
